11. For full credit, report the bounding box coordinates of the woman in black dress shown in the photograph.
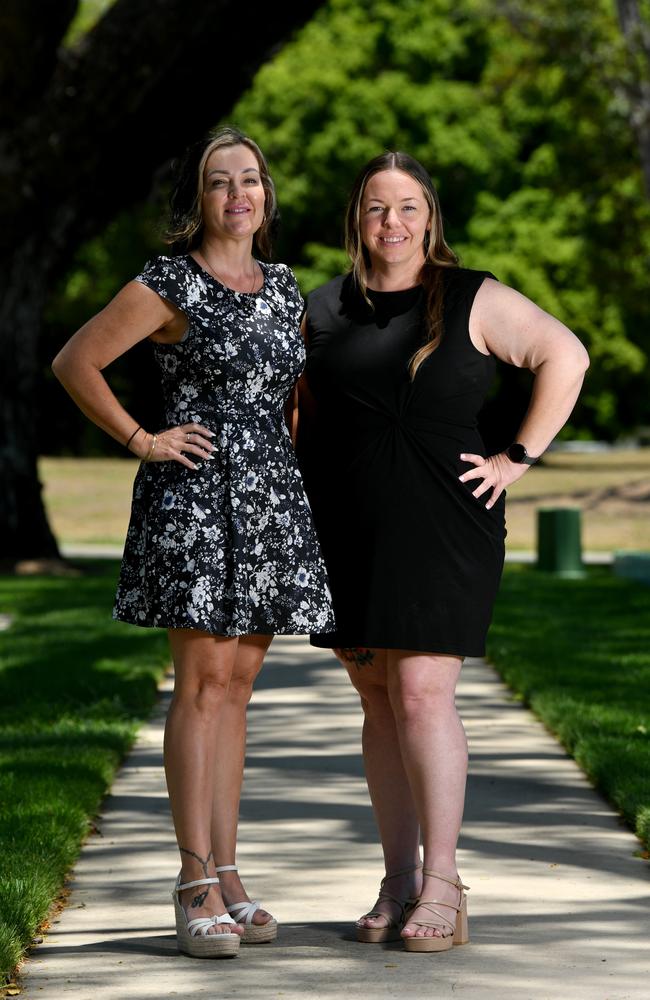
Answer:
[52,127,334,958]
[299,152,588,952]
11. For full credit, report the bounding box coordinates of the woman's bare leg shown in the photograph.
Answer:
[164,628,243,935]
[337,648,422,930]
[210,634,274,926]
[385,651,467,941]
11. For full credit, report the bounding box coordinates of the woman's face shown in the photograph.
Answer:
[359,169,431,271]
[201,144,266,243]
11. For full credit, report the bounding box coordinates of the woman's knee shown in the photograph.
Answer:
[226,635,271,706]
[226,671,256,707]
[174,670,231,713]
[391,687,449,726]
[169,631,238,712]
[388,656,460,724]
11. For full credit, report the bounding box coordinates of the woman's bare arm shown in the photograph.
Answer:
[460,278,589,507]
[52,281,212,467]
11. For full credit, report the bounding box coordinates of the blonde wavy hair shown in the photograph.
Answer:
[344,152,459,378]
[166,126,277,258]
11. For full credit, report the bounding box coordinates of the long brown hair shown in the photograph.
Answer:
[166,126,278,258]
[344,152,458,378]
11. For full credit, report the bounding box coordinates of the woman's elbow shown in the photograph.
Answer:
[559,334,590,378]
[575,340,590,376]
[51,349,65,381]
[51,343,84,387]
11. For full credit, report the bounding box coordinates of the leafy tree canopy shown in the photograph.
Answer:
[231,0,649,436]
[50,0,650,441]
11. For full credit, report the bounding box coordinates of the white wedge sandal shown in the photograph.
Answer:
[173,874,241,958]
[215,865,278,943]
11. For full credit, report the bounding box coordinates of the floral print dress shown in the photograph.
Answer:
[113,254,335,636]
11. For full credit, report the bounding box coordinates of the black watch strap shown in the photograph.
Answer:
[507,442,539,465]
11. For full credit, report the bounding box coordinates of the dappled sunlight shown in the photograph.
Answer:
[21,638,649,999]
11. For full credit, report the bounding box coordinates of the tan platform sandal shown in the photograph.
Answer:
[356,863,423,943]
[402,868,469,953]
[215,864,278,943]
[173,874,241,958]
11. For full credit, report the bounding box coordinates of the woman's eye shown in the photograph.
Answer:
[244,177,260,185]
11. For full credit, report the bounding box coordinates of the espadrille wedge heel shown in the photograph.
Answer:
[173,874,241,958]
[215,865,278,943]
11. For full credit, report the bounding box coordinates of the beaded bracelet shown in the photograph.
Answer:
[144,434,158,462]
[125,425,142,449]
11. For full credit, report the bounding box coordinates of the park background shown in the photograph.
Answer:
[1,0,649,989]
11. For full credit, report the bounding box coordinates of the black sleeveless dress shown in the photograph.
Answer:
[299,267,506,657]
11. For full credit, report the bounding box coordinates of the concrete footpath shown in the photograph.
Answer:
[21,639,649,1000]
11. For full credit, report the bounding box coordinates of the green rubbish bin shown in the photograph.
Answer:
[536,507,585,578]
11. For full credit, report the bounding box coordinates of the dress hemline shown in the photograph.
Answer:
[309,634,484,658]
[113,611,336,637]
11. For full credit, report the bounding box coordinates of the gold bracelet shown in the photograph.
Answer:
[144,433,158,462]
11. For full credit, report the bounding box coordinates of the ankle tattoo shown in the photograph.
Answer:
[190,890,209,909]
[179,847,213,878]
[340,646,375,668]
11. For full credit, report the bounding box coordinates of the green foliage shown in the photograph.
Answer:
[488,566,650,850]
[292,244,349,294]
[0,562,168,978]
[230,0,650,437]
[47,0,650,446]
[64,0,117,46]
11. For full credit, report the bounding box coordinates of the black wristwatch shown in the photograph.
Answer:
[507,442,539,465]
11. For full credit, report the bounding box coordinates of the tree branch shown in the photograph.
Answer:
[1,0,323,257]
[615,0,650,195]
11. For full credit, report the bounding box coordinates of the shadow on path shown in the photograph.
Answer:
[21,639,650,1000]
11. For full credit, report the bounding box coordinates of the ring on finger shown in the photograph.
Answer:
[186,432,191,442]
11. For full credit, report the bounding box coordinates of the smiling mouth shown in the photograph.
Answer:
[226,206,250,214]
[379,235,407,243]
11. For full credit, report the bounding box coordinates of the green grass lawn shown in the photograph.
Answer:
[0,561,168,981]
[39,450,650,551]
[487,566,650,852]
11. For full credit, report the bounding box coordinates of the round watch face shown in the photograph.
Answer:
[508,442,527,463]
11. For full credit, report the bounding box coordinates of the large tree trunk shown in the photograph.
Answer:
[0,241,60,559]
[0,0,324,561]
[616,0,650,196]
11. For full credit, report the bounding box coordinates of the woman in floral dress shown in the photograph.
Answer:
[52,127,335,958]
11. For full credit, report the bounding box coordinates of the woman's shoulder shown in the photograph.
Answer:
[133,255,204,314]
[440,266,498,313]
[263,261,293,274]
[135,254,194,285]
[306,273,349,308]
[262,262,304,319]
[262,261,299,287]
[441,265,498,287]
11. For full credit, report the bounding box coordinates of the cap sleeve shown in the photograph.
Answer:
[134,256,193,315]
[279,264,305,324]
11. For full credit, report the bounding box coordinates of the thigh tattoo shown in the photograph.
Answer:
[339,646,375,668]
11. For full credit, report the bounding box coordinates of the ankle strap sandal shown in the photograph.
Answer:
[215,864,278,943]
[173,873,240,958]
[402,868,469,953]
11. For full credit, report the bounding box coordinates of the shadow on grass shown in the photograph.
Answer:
[0,560,169,978]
